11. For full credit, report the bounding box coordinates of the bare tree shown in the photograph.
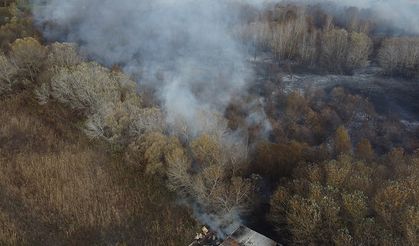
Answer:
[270,13,307,61]
[166,148,192,193]
[46,42,82,69]
[378,37,419,77]
[320,28,349,73]
[50,62,120,114]
[346,32,372,71]
[0,53,17,94]
[298,29,318,66]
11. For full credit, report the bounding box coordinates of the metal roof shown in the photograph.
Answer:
[220,225,278,246]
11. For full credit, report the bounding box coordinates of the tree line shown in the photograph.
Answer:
[236,3,419,78]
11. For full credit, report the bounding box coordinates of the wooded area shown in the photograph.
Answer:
[0,1,418,245]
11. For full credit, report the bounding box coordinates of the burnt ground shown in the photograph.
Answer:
[251,58,419,123]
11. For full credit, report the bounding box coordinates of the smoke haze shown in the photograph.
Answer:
[31,0,419,135]
[33,0,255,136]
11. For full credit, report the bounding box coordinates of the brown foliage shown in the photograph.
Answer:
[269,153,419,245]
[356,138,375,161]
[334,126,352,154]
[254,141,309,179]
[10,37,46,81]
[0,92,197,245]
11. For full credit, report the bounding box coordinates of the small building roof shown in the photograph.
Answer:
[220,225,278,246]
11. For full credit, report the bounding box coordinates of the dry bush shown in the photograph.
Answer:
[334,126,352,154]
[320,29,348,72]
[50,62,121,114]
[374,181,410,231]
[238,7,318,65]
[342,191,368,221]
[270,13,308,61]
[35,42,83,104]
[346,31,372,70]
[254,140,309,179]
[269,153,419,245]
[0,2,37,50]
[320,29,371,73]
[378,37,419,77]
[286,196,321,244]
[191,166,253,214]
[129,131,183,175]
[324,156,352,188]
[235,21,272,59]
[403,206,419,245]
[47,61,162,143]
[285,91,309,120]
[46,42,82,68]
[356,138,374,161]
[84,103,163,143]
[0,211,20,245]
[269,187,289,227]
[166,147,192,193]
[0,52,17,94]
[165,131,252,215]
[298,29,318,66]
[238,4,374,74]
[191,134,223,167]
[10,37,46,80]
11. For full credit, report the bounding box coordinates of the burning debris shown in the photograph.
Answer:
[189,225,279,246]
[189,226,222,246]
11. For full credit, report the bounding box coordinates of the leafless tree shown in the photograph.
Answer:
[0,53,17,94]
[378,37,419,77]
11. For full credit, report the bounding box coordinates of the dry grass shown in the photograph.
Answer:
[0,92,197,245]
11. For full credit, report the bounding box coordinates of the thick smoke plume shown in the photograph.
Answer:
[32,0,256,136]
[32,0,264,235]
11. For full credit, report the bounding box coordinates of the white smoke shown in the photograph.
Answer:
[31,0,419,135]
[32,0,255,136]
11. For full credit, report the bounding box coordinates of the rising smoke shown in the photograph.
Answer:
[32,0,257,136]
[31,0,419,134]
